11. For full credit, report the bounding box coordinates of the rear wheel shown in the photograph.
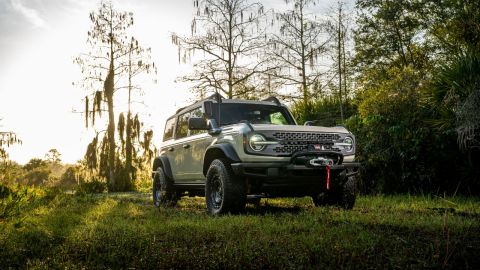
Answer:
[205,159,246,215]
[247,197,262,207]
[152,167,177,207]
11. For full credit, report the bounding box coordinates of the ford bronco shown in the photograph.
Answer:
[152,94,360,214]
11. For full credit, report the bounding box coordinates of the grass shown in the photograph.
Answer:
[0,192,479,269]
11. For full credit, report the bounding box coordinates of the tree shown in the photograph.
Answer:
[122,38,156,183]
[0,132,20,162]
[354,0,429,73]
[23,158,51,186]
[172,0,268,99]
[75,1,155,191]
[45,149,61,164]
[326,0,352,122]
[267,0,329,104]
[425,0,480,57]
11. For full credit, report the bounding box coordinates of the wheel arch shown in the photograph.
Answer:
[203,144,241,176]
[152,155,173,180]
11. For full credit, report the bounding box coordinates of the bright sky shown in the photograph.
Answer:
[0,0,346,164]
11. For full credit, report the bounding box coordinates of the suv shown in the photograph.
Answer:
[152,94,360,214]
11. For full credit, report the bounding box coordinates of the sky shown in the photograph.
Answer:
[0,0,348,164]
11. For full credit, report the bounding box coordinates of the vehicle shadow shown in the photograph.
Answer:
[243,204,305,215]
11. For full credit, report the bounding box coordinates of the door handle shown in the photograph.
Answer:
[182,144,190,149]
[168,147,174,152]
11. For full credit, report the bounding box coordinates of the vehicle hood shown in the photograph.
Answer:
[250,124,350,134]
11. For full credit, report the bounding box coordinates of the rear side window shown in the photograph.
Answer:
[189,107,205,136]
[176,112,190,139]
[163,118,175,141]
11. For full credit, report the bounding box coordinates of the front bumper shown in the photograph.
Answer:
[231,161,359,196]
[231,161,360,179]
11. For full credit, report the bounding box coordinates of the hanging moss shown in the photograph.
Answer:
[85,96,89,128]
[118,112,125,148]
[95,91,102,117]
[134,114,141,141]
[85,135,98,171]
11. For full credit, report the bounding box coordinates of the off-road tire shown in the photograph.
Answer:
[153,167,177,207]
[312,176,356,209]
[311,192,331,207]
[205,159,246,215]
[247,197,262,207]
[339,176,356,209]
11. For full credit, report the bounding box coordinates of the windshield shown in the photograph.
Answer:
[212,103,296,126]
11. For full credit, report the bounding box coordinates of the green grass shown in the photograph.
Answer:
[1,192,479,269]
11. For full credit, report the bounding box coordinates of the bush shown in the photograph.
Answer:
[0,184,34,220]
[75,179,106,195]
[58,166,85,189]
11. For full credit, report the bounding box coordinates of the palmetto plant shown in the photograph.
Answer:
[430,52,480,152]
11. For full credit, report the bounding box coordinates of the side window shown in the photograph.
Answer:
[270,112,288,125]
[189,107,205,136]
[163,117,175,141]
[176,112,190,139]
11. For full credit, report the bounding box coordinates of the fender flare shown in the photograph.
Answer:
[203,144,241,176]
[152,155,173,180]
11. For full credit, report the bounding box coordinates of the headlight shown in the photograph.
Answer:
[344,136,353,152]
[249,134,267,151]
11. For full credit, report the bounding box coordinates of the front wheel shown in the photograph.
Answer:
[311,176,356,210]
[339,176,356,209]
[205,159,246,215]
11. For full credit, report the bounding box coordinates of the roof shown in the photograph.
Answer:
[173,95,284,116]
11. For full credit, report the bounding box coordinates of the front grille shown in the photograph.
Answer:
[272,132,340,142]
[271,132,340,154]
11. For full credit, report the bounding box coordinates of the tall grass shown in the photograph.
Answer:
[0,193,479,269]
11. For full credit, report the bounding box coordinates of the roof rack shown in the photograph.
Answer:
[262,96,281,106]
[206,92,224,103]
[175,92,225,114]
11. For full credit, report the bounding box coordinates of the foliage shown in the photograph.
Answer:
[75,179,107,195]
[290,96,356,125]
[0,161,24,186]
[429,52,480,151]
[0,129,21,161]
[343,0,480,194]
[58,165,85,189]
[0,193,478,268]
[354,0,430,71]
[44,149,61,164]
[23,158,52,186]
[0,184,35,220]
[425,0,480,56]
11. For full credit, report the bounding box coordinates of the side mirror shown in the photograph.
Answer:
[203,101,214,117]
[304,121,315,126]
[188,117,208,130]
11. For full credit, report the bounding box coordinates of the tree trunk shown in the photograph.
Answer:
[106,93,115,191]
[337,4,344,122]
[106,11,116,191]
[126,112,133,183]
[299,1,309,118]
[126,47,133,185]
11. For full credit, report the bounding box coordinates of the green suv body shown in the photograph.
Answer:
[152,95,360,214]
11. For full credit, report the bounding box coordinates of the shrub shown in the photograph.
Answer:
[0,184,34,220]
[75,179,106,195]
